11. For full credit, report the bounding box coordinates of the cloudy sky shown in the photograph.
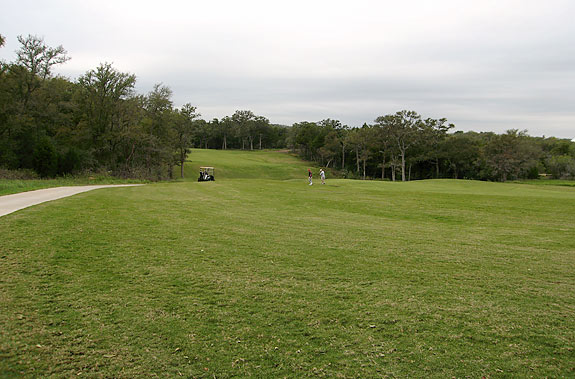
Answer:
[1,0,574,138]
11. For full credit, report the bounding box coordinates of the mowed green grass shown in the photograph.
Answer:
[0,177,144,196]
[184,148,314,180]
[1,150,574,377]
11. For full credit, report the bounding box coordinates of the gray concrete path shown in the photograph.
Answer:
[0,185,143,217]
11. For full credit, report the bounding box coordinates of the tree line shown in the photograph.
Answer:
[1,34,574,181]
[289,114,575,182]
[0,35,290,179]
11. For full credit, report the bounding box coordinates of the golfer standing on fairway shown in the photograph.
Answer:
[320,168,326,184]
[308,169,313,185]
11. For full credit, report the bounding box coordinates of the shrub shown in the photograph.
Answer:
[58,148,83,176]
[32,137,58,178]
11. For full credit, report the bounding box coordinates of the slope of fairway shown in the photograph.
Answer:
[1,150,574,377]
[183,148,315,180]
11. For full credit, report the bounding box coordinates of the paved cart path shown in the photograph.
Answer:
[0,185,143,217]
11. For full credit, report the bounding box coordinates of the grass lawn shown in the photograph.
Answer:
[513,179,575,187]
[0,176,145,196]
[1,149,574,377]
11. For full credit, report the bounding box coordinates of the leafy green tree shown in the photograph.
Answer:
[32,137,58,177]
[254,115,271,149]
[345,125,375,179]
[230,110,258,150]
[0,38,17,166]
[77,63,136,168]
[318,130,341,168]
[375,110,425,181]
[316,119,343,168]
[421,118,454,178]
[15,35,70,109]
[266,124,290,149]
[548,138,572,156]
[174,103,200,178]
[217,117,231,149]
[143,83,177,179]
[372,123,392,180]
[194,119,212,149]
[484,129,542,181]
[0,35,72,172]
[58,147,83,175]
[440,132,482,179]
[291,121,323,161]
[546,155,575,179]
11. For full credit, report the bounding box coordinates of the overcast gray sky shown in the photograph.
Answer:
[1,0,574,138]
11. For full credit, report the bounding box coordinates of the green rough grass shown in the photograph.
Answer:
[184,148,317,180]
[0,176,145,196]
[1,150,574,377]
[513,179,575,187]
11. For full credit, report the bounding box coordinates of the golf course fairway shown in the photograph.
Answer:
[1,149,574,377]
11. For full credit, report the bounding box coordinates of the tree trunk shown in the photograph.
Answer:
[342,143,345,169]
[356,146,360,174]
[180,148,185,178]
[435,158,440,178]
[381,156,386,180]
[401,151,406,181]
[222,134,227,150]
[391,163,396,181]
[408,164,412,181]
[259,134,262,150]
[362,158,366,180]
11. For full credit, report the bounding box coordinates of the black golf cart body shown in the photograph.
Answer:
[198,167,215,182]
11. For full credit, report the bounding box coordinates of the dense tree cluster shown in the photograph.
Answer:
[289,117,575,181]
[1,34,574,181]
[0,35,286,179]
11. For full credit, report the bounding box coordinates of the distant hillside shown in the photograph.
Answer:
[183,149,317,180]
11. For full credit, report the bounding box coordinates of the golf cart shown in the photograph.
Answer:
[198,167,215,182]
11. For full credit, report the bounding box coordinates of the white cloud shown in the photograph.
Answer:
[1,0,574,138]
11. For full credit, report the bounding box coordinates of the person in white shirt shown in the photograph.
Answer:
[319,169,326,184]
